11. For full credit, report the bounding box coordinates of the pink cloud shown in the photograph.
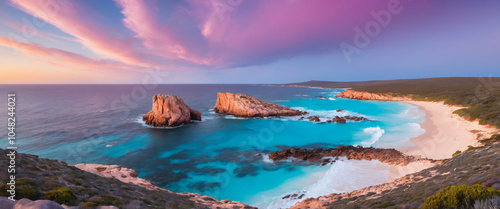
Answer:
[9,0,156,68]
[7,0,430,70]
[0,35,133,71]
[114,0,408,68]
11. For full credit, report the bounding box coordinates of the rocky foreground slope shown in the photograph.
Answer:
[290,139,500,208]
[214,92,304,117]
[0,149,255,209]
[335,89,411,101]
[143,94,201,127]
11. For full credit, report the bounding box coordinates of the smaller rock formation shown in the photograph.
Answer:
[142,94,201,127]
[307,116,320,122]
[345,116,368,121]
[214,92,304,117]
[332,116,346,123]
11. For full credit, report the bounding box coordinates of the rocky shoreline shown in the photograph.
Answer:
[268,146,439,166]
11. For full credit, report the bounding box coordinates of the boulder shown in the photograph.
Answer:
[307,116,320,122]
[214,92,304,117]
[344,116,368,121]
[13,199,64,209]
[142,94,201,127]
[332,116,346,123]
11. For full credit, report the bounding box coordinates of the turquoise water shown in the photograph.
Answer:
[0,85,425,208]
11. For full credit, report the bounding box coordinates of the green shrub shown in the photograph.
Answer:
[88,194,120,206]
[421,184,500,209]
[41,181,63,191]
[480,134,500,144]
[17,185,39,200]
[466,146,484,151]
[76,187,95,196]
[43,187,77,205]
[79,202,97,208]
[452,150,461,157]
[16,177,36,186]
[121,185,131,190]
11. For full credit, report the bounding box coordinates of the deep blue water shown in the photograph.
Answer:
[0,85,424,208]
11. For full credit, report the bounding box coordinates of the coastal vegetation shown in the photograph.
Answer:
[421,184,500,209]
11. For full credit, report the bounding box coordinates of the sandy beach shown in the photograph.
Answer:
[400,101,498,159]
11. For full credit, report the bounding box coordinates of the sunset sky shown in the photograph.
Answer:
[1,0,499,84]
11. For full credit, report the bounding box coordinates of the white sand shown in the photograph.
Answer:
[400,101,498,159]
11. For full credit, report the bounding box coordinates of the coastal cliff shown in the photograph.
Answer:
[142,94,201,127]
[335,89,411,101]
[213,92,304,117]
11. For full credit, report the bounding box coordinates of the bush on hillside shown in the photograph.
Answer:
[43,187,77,205]
[421,184,500,209]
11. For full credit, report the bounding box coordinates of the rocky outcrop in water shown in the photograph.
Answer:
[268,146,436,166]
[142,94,201,127]
[214,92,304,117]
[336,89,411,101]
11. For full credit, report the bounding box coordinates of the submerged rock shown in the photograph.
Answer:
[142,94,201,127]
[332,116,346,123]
[213,92,304,117]
[307,116,321,122]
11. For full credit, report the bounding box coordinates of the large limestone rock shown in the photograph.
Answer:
[214,92,304,117]
[142,94,201,127]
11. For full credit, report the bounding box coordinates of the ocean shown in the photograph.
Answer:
[0,84,425,208]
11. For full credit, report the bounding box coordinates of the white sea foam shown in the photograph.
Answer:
[106,144,113,148]
[359,127,385,147]
[376,122,425,149]
[398,103,426,120]
[135,118,186,129]
[200,115,218,122]
[261,154,274,164]
[224,115,249,120]
[264,159,392,209]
